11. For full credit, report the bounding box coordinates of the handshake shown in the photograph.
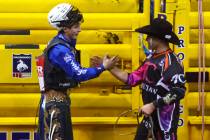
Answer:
[90,55,119,70]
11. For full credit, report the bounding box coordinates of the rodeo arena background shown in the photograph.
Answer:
[0,0,209,140]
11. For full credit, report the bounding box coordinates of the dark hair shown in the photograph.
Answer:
[148,35,169,46]
[58,7,84,28]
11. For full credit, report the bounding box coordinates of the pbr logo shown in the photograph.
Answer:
[13,54,32,78]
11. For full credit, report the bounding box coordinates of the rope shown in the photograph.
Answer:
[114,109,156,140]
[149,116,156,140]
[198,0,205,139]
[197,0,202,115]
[114,109,136,136]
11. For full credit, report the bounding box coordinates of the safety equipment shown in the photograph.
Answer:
[48,3,83,30]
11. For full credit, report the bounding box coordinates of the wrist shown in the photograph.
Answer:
[107,66,116,71]
[102,64,112,71]
[152,100,158,108]
[153,98,165,108]
[100,64,106,71]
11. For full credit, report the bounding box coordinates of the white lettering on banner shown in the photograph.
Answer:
[37,66,43,76]
[178,118,184,127]
[179,105,184,114]
[38,77,45,91]
[178,105,184,127]
[178,26,185,34]
[177,52,185,61]
[177,25,185,128]
[36,56,45,92]
[13,56,31,59]
[178,39,185,48]
[178,26,185,48]
[37,66,45,91]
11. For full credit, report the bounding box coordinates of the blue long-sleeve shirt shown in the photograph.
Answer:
[48,33,105,82]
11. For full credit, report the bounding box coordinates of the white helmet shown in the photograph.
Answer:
[48,3,83,30]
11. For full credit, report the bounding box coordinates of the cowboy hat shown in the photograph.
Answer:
[135,18,180,45]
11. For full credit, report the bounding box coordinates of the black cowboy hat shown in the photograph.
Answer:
[135,18,180,45]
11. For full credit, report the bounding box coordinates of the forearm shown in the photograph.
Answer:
[74,65,105,82]
[109,67,128,83]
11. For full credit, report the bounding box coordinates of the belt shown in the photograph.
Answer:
[44,89,69,103]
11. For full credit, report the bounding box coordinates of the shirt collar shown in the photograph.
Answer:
[57,33,76,48]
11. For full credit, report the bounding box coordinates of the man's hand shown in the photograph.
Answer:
[102,55,119,70]
[90,55,119,70]
[139,103,155,117]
